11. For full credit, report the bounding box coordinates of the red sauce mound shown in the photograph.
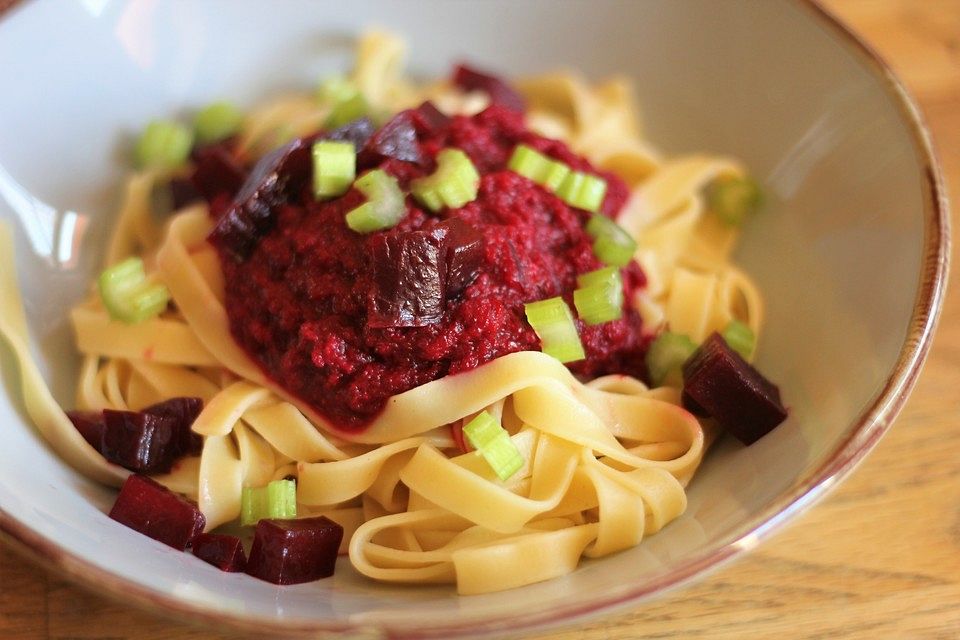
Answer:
[214,106,648,430]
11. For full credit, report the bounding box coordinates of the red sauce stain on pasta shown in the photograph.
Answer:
[211,105,648,430]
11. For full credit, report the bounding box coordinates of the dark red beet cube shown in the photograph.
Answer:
[324,117,375,150]
[101,409,178,473]
[411,101,451,137]
[453,64,525,113]
[359,111,423,168]
[682,333,787,445]
[245,517,343,585]
[143,397,204,457]
[66,410,105,450]
[108,474,205,550]
[192,533,247,572]
[208,137,312,261]
[367,230,446,328]
[191,144,246,202]
[431,218,484,296]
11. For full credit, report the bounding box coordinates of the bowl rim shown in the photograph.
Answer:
[0,0,951,638]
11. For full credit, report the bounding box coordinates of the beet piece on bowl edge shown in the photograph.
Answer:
[192,533,247,572]
[682,332,787,445]
[245,517,344,585]
[108,474,205,551]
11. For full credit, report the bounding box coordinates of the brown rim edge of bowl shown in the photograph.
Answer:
[0,1,951,639]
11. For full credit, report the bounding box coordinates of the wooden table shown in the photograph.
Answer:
[3,1,959,638]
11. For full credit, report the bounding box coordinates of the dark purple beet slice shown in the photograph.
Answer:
[429,218,484,296]
[108,474,206,550]
[682,333,787,445]
[191,145,247,202]
[245,517,343,585]
[323,117,376,150]
[411,101,450,137]
[367,230,446,328]
[358,111,423,168]
[452,64,525,113]
[143,397,204,457]
[680,390,708,417]
[207,138,312,261]
[168,178,203,210]
[192,533,247,572]
[101,410,178,473]
[66,410,105,450]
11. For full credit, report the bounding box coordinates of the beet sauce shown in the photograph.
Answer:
[213,105,648,431]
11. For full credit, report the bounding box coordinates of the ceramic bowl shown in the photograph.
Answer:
[0,1,948,638]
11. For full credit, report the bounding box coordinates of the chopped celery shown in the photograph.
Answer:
[556,171,607,213]
[317,75,370,129]
[507,144,571,192]
[721,319,756,360]
[585,215,637,267]
[645,331,697,387]
[524,297,585,363]
[194,101,244,144]
[240,479,297,526]
[410,148,480,212]
[312,140,356,199]
[707,175,762,226]
[576,266,620,289]
[573,272,624,325]
[462,411,524,481]
[134,120,193,170]
[98,257,171,324]
[345,169,406,233]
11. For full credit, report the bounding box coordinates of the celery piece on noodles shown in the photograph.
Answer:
[462,411,524,481]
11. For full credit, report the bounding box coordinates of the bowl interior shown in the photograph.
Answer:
[0,0,936,636]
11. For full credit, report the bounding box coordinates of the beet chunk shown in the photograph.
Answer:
[359,111,424,168]
[143,397,204,457]
[682,333,787,445]
[245,517,343,585]
[66,410,105,450]
[411,101,451,137]
[324,117,376,150]
[208,138,312,261]
[191,144,246,202]
[108,474,205,550]
[429,218,484,296]
[101,409,179,473]
[453,64,525,113]
[367,230,447,328]
[192,533,247,572]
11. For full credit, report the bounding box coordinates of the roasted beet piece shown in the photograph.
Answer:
[208,138,312,261]
[108,474,205,550]
[245,517,343,585]
[367,230,447,328]
[101,409,178,473]
[324,117,376,149]
[143,397,204,457]
[453,64,525,113]
[192,533,247,572]
[682,333,787,445]
[429,218,484,296]
[359,111,423,168]
[411,101,451,137]
[191,144,246,202]
[66,411,105,450]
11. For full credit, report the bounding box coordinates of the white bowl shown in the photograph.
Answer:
[0,1,948,637]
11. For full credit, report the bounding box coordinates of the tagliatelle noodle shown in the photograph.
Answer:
[0,31,770,594]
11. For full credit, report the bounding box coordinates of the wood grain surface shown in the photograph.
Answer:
[2,1,959,638]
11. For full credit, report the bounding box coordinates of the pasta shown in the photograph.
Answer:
[0,30,767,594]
